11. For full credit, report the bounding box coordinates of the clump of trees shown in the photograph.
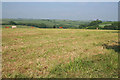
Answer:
[9,21,17,25]
[79,24,88,29]
[88,19,102,26]
[53,25,56,28]
[78,19,119,30]
[79,19,102,29]
[38,23,47,28]
[104,22,119,30]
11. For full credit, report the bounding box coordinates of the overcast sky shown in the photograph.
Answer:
[2,2,118,21]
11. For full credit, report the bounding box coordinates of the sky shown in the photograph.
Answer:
[1,0,120,2]
[2,2,118,21]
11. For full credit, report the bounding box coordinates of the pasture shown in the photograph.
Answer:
[2,19,90,28]
[2,28,118,78]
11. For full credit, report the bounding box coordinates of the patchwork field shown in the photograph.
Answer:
[2,28,119,78]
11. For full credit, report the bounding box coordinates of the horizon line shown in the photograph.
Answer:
[2,18,118,21]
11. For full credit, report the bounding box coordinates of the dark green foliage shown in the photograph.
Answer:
[89,19,102,26]
[2,19,119,30]
[78,19,102,29]
[87,25,99,29]
[53,25,56,28]
[9,21,17,25]
[104,22,119,30]
[38,23,47,28]
[79,24,88,29]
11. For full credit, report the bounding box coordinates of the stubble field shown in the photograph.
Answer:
[2,28,119,78]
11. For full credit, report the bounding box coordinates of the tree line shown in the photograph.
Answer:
[79,19,119,30]
[2,20,120,30]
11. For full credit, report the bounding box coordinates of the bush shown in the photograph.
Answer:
[9,21,17,25]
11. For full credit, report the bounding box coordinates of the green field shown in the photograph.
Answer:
[2,25,31,28]
[2,28,118,78]
[2,19,117,29]
[2,19,90,28]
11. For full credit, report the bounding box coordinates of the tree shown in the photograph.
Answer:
[79,24,88,29]
[38,23,47,28]
[9,21,16,25]
[89,19,102,26]
[87,25,99,29]
[53,25,56,28]
[104,22,119,30]
[96,19,102,24]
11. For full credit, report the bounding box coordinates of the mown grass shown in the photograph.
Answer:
[2,28,118,78]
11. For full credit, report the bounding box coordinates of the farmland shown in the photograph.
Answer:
[2,28,118,78]
[2,19,90,28]
[2,19,117,29]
